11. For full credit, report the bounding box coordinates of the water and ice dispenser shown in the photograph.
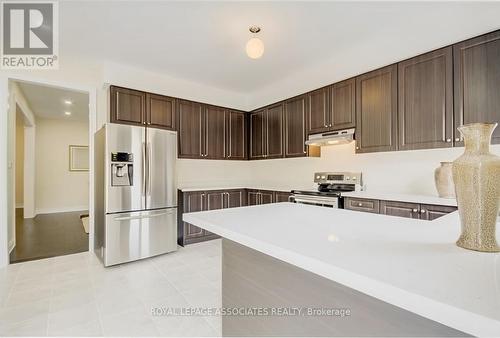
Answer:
[110,152,134,186]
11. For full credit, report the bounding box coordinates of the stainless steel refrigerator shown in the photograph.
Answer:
[94,123,177,266]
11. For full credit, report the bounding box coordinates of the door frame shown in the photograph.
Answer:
[0,75,97,268]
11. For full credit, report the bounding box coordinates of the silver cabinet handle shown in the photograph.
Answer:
[446,138,451,143]
[455,138,460,142]
[420,209,426,214]
[412,208,418,213]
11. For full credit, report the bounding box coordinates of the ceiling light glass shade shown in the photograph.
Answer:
[246,37,264,59]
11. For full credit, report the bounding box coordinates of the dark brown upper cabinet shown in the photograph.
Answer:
[178,102,247,160]
[355,65,398,153]
[205,105,226,159]
[454,30,500,145]
[307,80,355,135]
[330,78,356,130]
[266,103,285,159]
[178,100,204,158]
[249,109,266,159]
[249,104,284,160]
[307,87,330,134]
[110,86,146,126]
[146,93,176,130]
[226,111,247,160]
[285,95,308,157]
[398,47,453,151]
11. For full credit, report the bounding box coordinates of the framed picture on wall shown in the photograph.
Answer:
[69,145,89,171]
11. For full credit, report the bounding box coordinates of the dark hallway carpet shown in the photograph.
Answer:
[10,208,89,263]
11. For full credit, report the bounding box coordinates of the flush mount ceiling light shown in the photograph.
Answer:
[64,111,72,116]
[64,100,73,105]
[246,26,264,59]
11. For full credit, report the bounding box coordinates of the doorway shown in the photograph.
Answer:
[9,80,91,263]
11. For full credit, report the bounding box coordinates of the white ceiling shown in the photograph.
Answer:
[17,81,89,122]
[59,1,500,100]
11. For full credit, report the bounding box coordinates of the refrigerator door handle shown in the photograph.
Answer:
[114,210,173,221]
[142,141,146,198]
[147,142,152,197]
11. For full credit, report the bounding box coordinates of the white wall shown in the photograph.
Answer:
[177,159,252,189]
[35,118,89,214]
[248,143,500,195]
[15,112,24,208]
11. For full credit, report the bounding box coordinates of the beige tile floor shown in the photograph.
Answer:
[0,239,222,337]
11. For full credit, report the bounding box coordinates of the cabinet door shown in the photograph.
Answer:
[398,47,453,150]
[110,86,145,126]
[205,105,226,159]
[420,204,457,221]
[146,93,176,130]
[183,192,205,240]
[266,103,285,159]
[344,198,380,214]
[307,87,330,134]
[247,191,260,205]
[260,191,274,204]
[249,110,266,159]
[206,191,224,211]
[274,191,291,203]
[380,200,420,219]
[454,30,500,145]
[330,79,356,130]
[355,65,398,153]
[227,111,247,160]
[226,190,245,208]
[178,100,204,158]
[285,96,307,157]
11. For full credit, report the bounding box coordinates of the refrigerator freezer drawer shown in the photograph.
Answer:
[104,208,177,266]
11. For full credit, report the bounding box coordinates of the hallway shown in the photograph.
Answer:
[10,209,89,263]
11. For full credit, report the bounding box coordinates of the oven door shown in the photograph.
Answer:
[290,194,338,208]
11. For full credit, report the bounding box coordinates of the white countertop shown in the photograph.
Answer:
[342,191,457,206]
[183,203,500,336]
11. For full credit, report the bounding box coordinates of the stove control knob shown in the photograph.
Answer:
[352,177,357,181]
[321,176,326,179]
[346,176,350,180]
[316,175,320,179]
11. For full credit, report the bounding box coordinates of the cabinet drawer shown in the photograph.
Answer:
[344,197,379,214]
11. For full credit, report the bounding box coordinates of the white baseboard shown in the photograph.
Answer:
[35,205,89,215]
[8,239,15,253]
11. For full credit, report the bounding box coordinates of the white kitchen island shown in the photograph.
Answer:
[183,202,500,337]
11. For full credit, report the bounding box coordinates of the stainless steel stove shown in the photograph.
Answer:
[290,172,362,208]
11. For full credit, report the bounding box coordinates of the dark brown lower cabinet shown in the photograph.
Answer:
[345,197,457,221]
[178,191,207,245]
[274,191,292,203]
[178,189,246,246]
[344,197,380,214]
[420,204,458,221]
[247,190,275,205]
[380,200,457,220]
[380,201,420,219]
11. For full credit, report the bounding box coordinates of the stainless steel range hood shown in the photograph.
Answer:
[305,128,355,147]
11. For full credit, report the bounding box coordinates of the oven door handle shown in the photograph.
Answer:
[291,195,338,207]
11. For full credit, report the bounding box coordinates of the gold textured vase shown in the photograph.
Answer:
[452,123,500,252]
